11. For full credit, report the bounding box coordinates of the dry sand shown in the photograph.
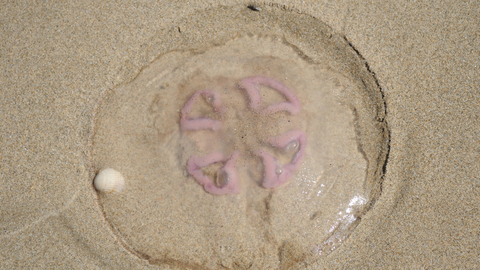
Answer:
[1,1,479,269]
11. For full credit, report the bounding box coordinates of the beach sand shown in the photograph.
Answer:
[1,1,479,269]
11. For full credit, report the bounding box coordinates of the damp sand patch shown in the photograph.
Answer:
[91,6,388,270]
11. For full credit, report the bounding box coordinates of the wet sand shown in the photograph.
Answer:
[1,1,479,269]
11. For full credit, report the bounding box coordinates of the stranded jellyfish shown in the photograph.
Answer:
[92,22,388,268]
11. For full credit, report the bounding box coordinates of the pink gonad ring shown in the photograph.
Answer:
[186,151,241,195]
[180,76,307,195]
[180,90,225,131]
[257,130,307,189]
[240,76,301,115]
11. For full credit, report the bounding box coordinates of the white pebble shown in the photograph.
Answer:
[94,168,125,193]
